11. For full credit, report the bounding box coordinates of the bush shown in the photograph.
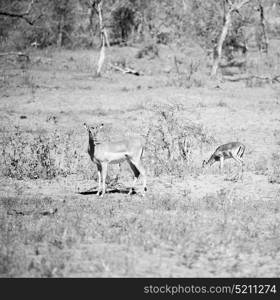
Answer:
[144,103,214,177]
[166,58,206,88]
[0,127,91,180]
[135,43,159,59]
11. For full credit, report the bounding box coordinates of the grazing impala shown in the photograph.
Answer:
[202,142,245,176]
[84,123,147,197]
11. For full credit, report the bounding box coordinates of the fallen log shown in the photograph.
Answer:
[7,208,58,217]
[109,63,140,76]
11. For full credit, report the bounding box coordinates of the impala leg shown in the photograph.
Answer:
[100,162,108,197]
[129,177,138,195]
[131,159,147,196]
[97,164,102,196]
[136,162,147,195]
[232,156,244,180]
[127,160,140,195]
[219,157,224,174]
[116,163,121,181]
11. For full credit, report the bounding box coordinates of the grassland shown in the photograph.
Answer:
[0,45,280,277]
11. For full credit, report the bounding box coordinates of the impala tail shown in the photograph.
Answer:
[237,144,245,158]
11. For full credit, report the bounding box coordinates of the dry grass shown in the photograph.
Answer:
[0,46,280,277]
[1,186,280,277]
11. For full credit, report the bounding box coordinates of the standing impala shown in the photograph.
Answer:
[202,142,245,177]
[84,122,147,197]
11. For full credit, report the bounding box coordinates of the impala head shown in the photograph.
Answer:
[84,122,104,141]
[202,155,216,168]
[202,160,207,168]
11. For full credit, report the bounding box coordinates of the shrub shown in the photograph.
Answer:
[144,103,214,176]
[0,127,91,180]
[167,58,206,88]
[135,43,159,59]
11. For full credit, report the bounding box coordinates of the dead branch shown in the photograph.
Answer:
[0,51,28,56]
[7,208,58,216]
[39,208,58,216]
[109,63,140,76]
[0,52,30,62]
[0,0,41,25]
[223,74,280,83]
[7,209,31,216]
[231,0,251,12]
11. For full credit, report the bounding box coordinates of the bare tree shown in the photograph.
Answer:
[88,0,96,46]
[56,2,66,47]
[256,0,268,53]
[88,0,110,76]
[0,0,41,25]
[211,0,252,77]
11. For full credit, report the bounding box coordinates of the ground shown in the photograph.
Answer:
[0,46,280,277]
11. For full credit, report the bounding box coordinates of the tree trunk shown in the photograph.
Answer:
[211,0,251,77]
[57,14,65,47]
[258,1,269,53]
[89,4,95,47]
[211,11,231,77]
[97,36,105,76]
[95,0,109,76]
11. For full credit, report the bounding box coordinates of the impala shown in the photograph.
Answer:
[84,122,147,197]
[202,142,245,177]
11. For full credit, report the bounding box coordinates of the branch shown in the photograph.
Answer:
[109,63,140,76]
[91,0,102,15]
[0,51,30,61]
[230,0,251,12]
[0,0,40,25]
[223,74,280,83]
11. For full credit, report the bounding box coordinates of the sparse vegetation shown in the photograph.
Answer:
[1,128,75,179]
[0,47,279,277]
[1,0,280,278]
